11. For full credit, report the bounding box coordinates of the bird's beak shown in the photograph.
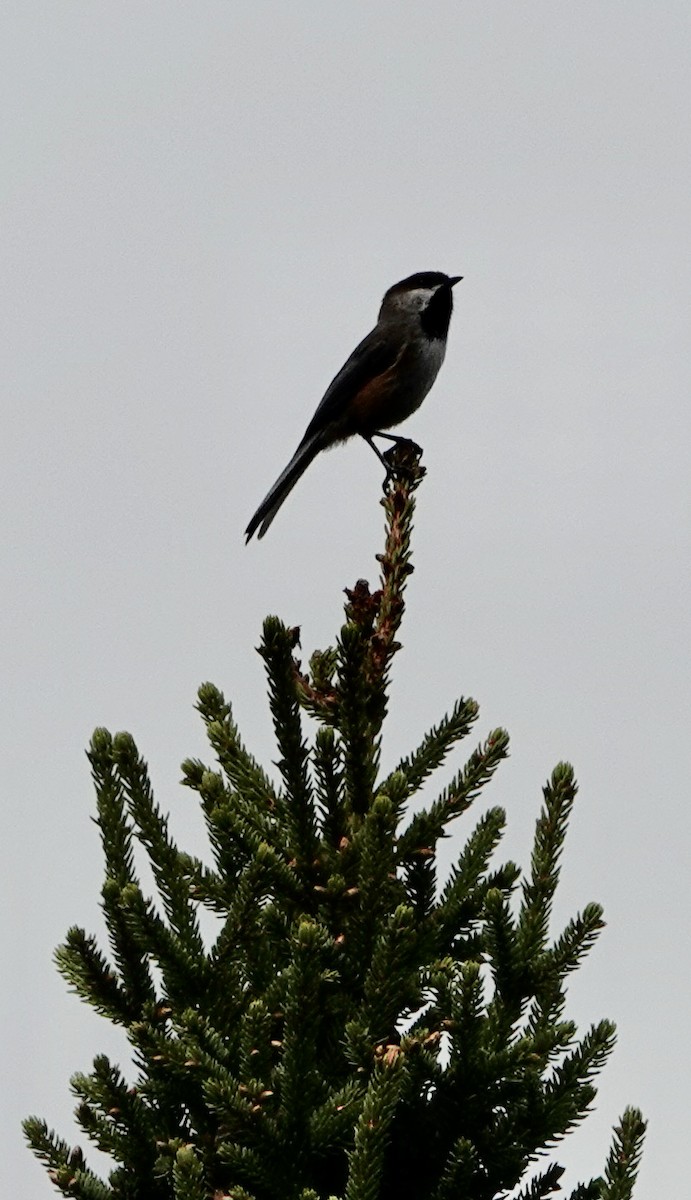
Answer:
[449,275,463,287]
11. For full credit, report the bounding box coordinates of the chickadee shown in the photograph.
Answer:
[245,270,462,541]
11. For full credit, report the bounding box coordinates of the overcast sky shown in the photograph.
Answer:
[2,4,690,1196]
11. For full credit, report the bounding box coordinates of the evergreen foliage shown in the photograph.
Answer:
[25,444,645,1199]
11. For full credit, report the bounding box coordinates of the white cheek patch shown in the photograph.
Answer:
[405,288,435,312]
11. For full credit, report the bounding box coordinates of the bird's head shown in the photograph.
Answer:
[379,271,462,339]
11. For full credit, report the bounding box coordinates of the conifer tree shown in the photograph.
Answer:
[25,444,646,1200]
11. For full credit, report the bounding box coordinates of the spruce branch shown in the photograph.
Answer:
[568,1185,601,1200]
[513,1163,565,1199]
[258,618,317,867]
[295,647,340,723]
[88,728,137,890]
[23,1118,75,1175]
[189,768,280,894]
[55,927,136,1025]
[99,876,158,1013]
[118,882,209,1008]
[26,451,644,1200]
[436,807,518,958]
[358,904,421,1043]
[445,959,486,1074]
[344,1057,407,1200]
[112,732,205,954]
[380,695,480,808]
[547,904,606,983]
[22,1118,112,1200]
[600,1108,647,1200]
[536,1020,618,1145]
[195,682,277,812]
[178,852,228,912]
[277,917,338,1139]
[309,1078,366,1154]
[484,885,521,1014]
[216,1141,270,1195]
[430,1134,479,1200]
[70,1056,155,1176]
[371,441,426,689]
[314,725,346,849]
[353,794,403,959]
[172,1145,206,1200]
[338,618,382,818]
[397,728,510,861]
[518,764,578,966]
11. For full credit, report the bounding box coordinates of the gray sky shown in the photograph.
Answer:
[2,3,689,1195]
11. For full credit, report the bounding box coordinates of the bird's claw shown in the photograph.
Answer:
[382,437,424,476]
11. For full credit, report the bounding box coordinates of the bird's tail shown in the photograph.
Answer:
[245,434,323,542]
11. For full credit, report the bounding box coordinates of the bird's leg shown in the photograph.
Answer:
[370,430,407,444]
[362,432,424,489]
[372,430,423,458]
[362,434,395,480]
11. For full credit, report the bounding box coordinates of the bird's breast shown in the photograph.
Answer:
[350,337,446,433]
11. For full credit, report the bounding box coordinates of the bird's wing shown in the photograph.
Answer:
[300,324,407,443]
[245,326,407,542]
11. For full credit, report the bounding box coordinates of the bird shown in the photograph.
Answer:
[245,270,462,542]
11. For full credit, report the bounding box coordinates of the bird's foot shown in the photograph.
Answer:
[381,437,425,488]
